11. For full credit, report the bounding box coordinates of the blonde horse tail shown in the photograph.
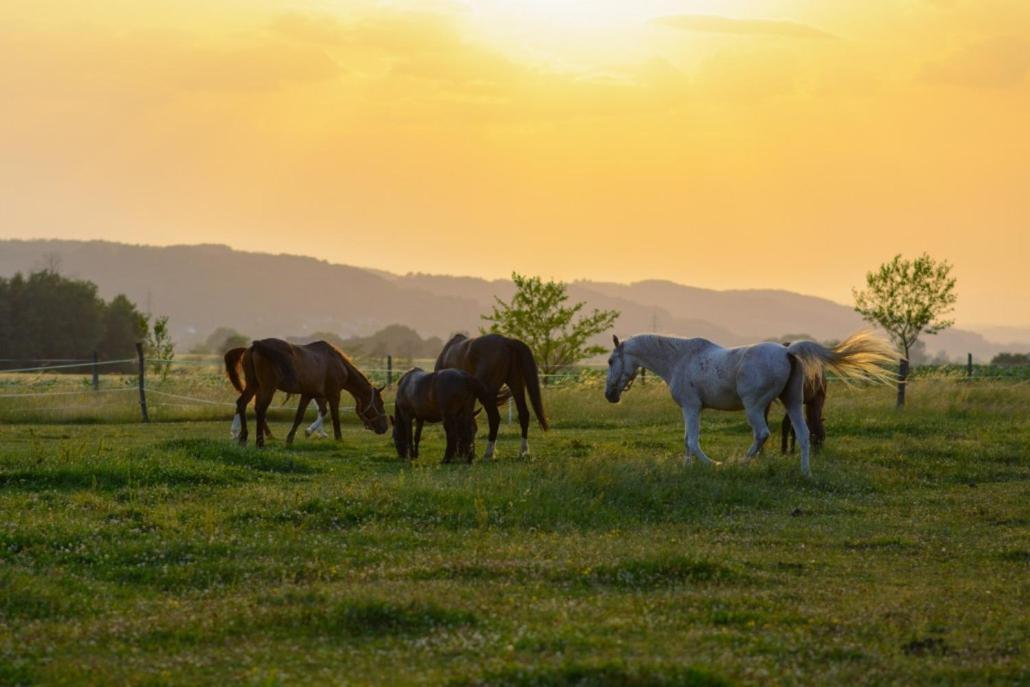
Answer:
[786,331,898,387]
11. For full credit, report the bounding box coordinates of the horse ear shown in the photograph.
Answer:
[612,334,620,348]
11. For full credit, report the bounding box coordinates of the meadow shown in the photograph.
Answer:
[0,369,1027,685]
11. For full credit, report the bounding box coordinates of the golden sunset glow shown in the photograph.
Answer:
[2,0,1028,326]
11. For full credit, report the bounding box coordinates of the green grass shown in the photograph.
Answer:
[0,379,1028,685]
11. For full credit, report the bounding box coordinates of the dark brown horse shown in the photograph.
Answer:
[781,371,827,453]
[435,333,547,458]
[392,368,501,463]
[226,339,388,447]
[762,342,827,453]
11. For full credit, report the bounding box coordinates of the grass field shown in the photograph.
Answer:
[1,377,1028,685]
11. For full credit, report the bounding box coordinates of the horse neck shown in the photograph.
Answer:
[339,357,373,402]
[627,335,683,382]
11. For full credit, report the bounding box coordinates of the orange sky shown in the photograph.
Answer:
[1,0,1028,326]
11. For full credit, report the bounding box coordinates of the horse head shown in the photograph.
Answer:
[605,334,639,403]
[359,384,390,435]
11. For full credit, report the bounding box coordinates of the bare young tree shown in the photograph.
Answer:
[853,254,957,407]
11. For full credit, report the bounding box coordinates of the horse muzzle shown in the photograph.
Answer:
[604,387,621,403]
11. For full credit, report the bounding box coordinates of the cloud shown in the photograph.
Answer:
[652,14,836,40]
[921,36,1030,88]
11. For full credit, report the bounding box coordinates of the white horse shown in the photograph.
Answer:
[604,331,896,476]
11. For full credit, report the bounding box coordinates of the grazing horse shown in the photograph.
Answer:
[227,339,388,447]
[226,347,331,440]
[780,371,827,453]
[435,333,547,458]
[760,342,829,454]
[604,331,895,476]
[392,368,501,463]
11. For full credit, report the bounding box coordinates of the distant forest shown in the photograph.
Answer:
[193,324,445,363]
[0,270,148,364]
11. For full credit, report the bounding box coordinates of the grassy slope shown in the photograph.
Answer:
[0,381,1028,686]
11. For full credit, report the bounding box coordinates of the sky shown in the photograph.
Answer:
[1,0,1028,327]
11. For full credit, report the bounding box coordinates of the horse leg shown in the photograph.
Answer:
[786,400,811,477]
[509,377,531,457]
[254,390,274,449]
[808,398,826,450]
[682,405,718,466]
[413,419,424,459]
[442,417,456,463]
[328,394,342,441]
[286,395,312,446]
[234,388,255,446]
[305,398,328,438]
[744,404,771,460]
[781,413,795,453]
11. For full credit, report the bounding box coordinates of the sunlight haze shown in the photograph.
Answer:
[2,0,1028,326]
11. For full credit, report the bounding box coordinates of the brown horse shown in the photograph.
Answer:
[392,368,501,463]
[435,333,547,458]
[762,342,828,453]
[225,348,333,440]
[226,339,388,447]
[781,371,827,453]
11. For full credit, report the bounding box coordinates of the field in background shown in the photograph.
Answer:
[2,354,1029,425]
[0,377,1028,685]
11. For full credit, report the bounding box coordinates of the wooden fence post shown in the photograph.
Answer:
[92,351,99,391]
[387,355,393,387]
[135,342,149,423]
[967,353,973,379]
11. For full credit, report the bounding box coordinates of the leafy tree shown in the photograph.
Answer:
[991,352,1030,366]
[97,294,149,372]
[853,253,956,407]
[0,270,106,359]
[481,273,620,376]
[0,270,154,371]
[198,326,250,354]
[145,315,175,380]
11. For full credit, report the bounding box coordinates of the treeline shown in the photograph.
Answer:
[193,324,445,362]
[0,270,148,366]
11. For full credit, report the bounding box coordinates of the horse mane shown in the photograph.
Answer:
[444,333,468,348]
[314,340,373,388]
[628,334,693,361]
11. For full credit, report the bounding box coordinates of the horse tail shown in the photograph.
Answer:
[786,330,897,388]
[251,339,299,390]
[509,338,548,430]
[224,347,246,393]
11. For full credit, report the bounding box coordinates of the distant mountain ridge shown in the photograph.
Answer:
[1,239,1024,361]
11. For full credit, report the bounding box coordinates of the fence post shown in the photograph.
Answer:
[387,355,393,387]
[92,351,99,391]
[640,368,646,386]
[135,342,149,423]
[967,353,973,379]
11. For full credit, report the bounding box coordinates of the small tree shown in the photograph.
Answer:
[853,254,957,407]
[482,273,619,377]
[145,315,175,380]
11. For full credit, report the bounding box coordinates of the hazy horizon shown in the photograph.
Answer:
[3,1,1028,327]
[4,237,1029,335]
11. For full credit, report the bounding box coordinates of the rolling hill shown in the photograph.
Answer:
[1,239,1023,361]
